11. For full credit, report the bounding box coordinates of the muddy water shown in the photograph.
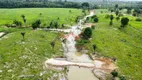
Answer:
[68,67,99,80]
[62,11,99,80]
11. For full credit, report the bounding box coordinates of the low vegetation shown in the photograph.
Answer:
[0,28,63,79]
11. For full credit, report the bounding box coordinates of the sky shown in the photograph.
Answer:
[120,0,142,1]
[68,0,142,2]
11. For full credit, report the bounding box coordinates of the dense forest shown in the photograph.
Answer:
[0,0,81,8]
[0,0,142,9]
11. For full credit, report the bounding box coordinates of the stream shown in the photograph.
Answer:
[45,11,116,80]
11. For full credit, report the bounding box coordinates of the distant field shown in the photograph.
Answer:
[87,9,142,79]
[0,8,82,27]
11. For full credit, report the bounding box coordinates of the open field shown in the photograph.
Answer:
[0,27,63,79]
[87,9,142,79]
[0,8,82,28]
[0,8,142,80]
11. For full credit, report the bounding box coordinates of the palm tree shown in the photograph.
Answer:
[21,32,25,41]
[21,14,26,27]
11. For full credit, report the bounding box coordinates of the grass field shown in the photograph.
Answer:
[0,8,142,80]
[0,27,63,79]
[0,8,82,28]
[87,9,142,79]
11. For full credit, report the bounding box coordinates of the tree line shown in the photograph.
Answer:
[0,0,81,8]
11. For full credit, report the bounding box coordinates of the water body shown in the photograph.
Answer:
[62,11,99,80]
[68,67,99,80]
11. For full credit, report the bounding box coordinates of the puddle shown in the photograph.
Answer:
[68,67,99,80]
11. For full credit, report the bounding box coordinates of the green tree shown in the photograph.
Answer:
[94,17,99,23]
[127,8,132,14]
[62,24,65,28]
[81,2,89,9]
[54,22,59,29]
[116,16,120,21]
[83,27,92,40]
[32,20,41,29]
[115,10,119,16]
[21,14,26,26]
[93,44,97,53]
[111,70,118,79]
[121,17,129,28]
[109,15,114,25]
[21,32,25,41]
[115,4,118,10]
[119,76,126,80]
[13,20,22,27]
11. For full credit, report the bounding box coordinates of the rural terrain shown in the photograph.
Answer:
[0,0,142,80]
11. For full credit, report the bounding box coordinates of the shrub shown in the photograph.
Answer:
[121,17,129,28]
[94,17,99,23]
[54,22,59,29]
[91,25,95,29]
[32,20,41,29]
[76,39,89,46]
[91,15,97,19]
[118,13,123,17]
[115,10,119,16]
[13,20,22,27]
[109,21,113,25]
[93,44,97,52]
[105,14,110,19]
[119,76,126,80]
[116,16,120,21]
[111,70,118,78]
[5,24,11,27]
[133,13,137,17]
[135,18,142,21]
[110,15,114,21]
[82,27,92,39]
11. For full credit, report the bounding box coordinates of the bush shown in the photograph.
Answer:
[13,20,22,27]
[109,21,113,25]
[93,44,97,52]
[5,24,11,27]
[110,15,114,21]
[111,70,118,78]
[94,17,99,23]
[119,76,126,80]
[76,39,89,46]
[32,20,41,29]
[135,18,142,21]
[118,13,123,17]
[91,15,97,19]
[91,25,95,29]
[133,13,137,17]
[54,22,59,29]
[105,14,110,19]
[82,27,92,39]
[116,16,120,21]
[121,17,129,28]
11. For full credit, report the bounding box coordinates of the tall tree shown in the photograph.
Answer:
[121,17,129,28]
[109,15,114,25]
[21,14,26,26]
[81,2,89,9]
